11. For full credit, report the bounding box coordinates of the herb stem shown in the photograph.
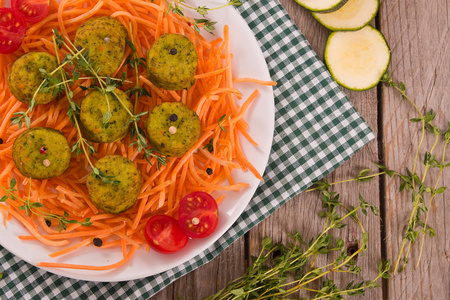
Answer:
[49,76,131,88]
[394,85,425,191]
[300,287,320,293]
[416,139,448,267]
[313,274,383,300]
[62,37,114,124]
[52,36,97,172]
[394,131,440,274]
[0,180,91,231]
[129,23,140,114]
[174,1,239,12]
[304,172,388,193]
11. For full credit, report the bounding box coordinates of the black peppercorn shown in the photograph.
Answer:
[169,114,178,122]
[206,168,213,175]
[45,220,52,227]
[0,138,3,144]
[169,48,177,55]
[76,45,82,51]
[93,238,103,247]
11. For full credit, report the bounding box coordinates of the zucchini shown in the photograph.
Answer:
[295,0,349,13]
[312,0,379,31]
[324,26,390,91]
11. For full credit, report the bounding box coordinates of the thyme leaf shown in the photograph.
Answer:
[0,178,92,233]
[165,0,242,35]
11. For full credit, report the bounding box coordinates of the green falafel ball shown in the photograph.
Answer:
[87,155,141,214]
[8,52,59,104]
[79,89,133,143]
[74,17,128,76]
[146,102,201,157]
[146,33,198,90]
[12,127,71,179]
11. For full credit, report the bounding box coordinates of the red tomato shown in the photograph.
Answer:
[178,191,219,239]
[12,0,50,24]
[144,215,188,254]
[0,8,27,54]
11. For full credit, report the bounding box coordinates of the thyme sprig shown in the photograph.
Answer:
[124,31,169,169]
[51,32,120,186]
[9,47,85,128]
[306,72,450,276]
[381,72,450,274]
[125,23,151,111]
[305,164,396,193]
[204,114,228,153]
[0,178,92,232]
[166,0,242,34]
[206,184,386,300]
[63,40,117,129]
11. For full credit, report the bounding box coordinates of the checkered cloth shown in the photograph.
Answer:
[0,0,375,299]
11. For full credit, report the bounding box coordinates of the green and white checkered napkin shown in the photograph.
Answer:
[0,0,375,299]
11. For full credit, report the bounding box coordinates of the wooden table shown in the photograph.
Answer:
[151,1,450,299]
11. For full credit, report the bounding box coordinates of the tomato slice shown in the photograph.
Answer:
[0,8,27,54]
[178,191,219,239]
[144,215,188,254]
[12,0,50,24]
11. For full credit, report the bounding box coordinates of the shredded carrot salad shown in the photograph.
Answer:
[0,0,276,271]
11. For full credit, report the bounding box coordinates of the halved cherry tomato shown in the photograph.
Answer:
[0,8,27,54]
[145,215,188,254]
[12,0,50,24]
[178,191,219,239]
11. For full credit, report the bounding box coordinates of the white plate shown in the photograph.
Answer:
[0,0,275,282]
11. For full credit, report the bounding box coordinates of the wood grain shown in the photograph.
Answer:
[151,0,450,299]
[380,1,450,299]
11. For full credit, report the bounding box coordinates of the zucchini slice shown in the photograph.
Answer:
[325,26,390,91]
[312,0,379,31]
[295,0,349,13]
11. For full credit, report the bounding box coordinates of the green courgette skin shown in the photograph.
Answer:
[295,0,349,13]
[312,0,380,31]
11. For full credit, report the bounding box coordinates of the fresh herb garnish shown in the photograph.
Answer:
[380,71,450,273]
[166,0,242,34]
[0,178,92,232]
[9,49,85,129]
[51,32,120,185]
[204,114,228,153]
[206,183,388,299]
[304,71,450,276]
[125,27,169,169]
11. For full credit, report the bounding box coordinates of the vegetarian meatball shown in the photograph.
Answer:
[79,89,133,143]
[74,16,128,76]
[87,155,141,214]
[12,127,71,179]
[8,52,59,104]
[146,33,198,90]
[146,102,201,157]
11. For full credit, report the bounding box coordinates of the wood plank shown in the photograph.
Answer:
[380,0,450,299]
[248,1,382,299]
[150,238,246,300]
